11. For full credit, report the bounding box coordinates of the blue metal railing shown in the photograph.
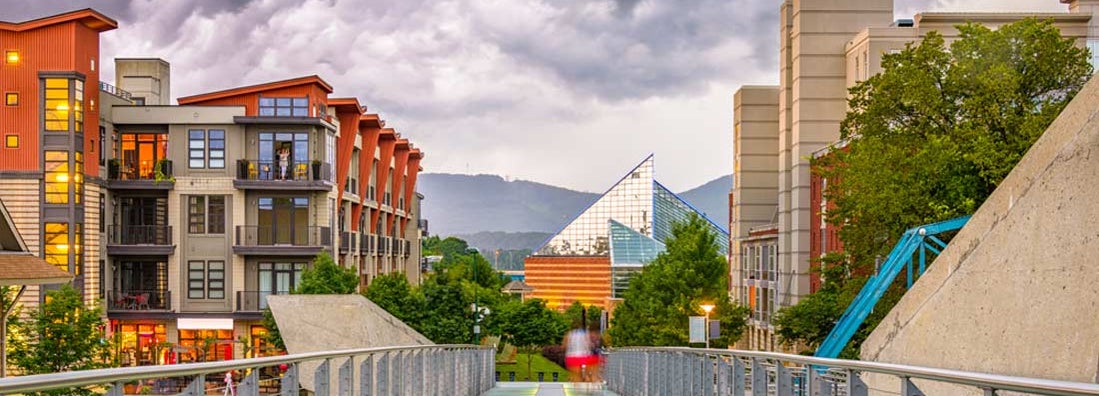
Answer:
[815,215,971,359]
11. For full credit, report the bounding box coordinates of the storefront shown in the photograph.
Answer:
[176,318,235,363]
[114,322,168,366]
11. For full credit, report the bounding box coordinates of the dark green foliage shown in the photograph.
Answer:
[775,19,1091,355]
[7,285,113,395]
[294,252,358,294]
[563,301,603,331]
[609,214,748,347]
[493,298,568,378]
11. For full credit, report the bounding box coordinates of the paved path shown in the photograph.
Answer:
[482,382,619,396]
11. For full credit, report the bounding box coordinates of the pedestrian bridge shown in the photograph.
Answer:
[2,345,1099,395]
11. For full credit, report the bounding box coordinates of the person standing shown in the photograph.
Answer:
[277,147,290,180]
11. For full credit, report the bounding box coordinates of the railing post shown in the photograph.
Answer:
[692,354,702,396]
[239,369,259,396]
[847,370,868,396]
[106,381,124,396]
[809,367,833,396]
[181,374,205,396]
[901,376,923,396]
[339,356,354,396]
[315,358,332,396]
[717,357,730,396]
[282,363,300,396]
[377,352,388,396]
[982,388,998,396]
[776,362,793,396]
[751,358,766,396]
[360,355,373,396]
[733,358,746,396]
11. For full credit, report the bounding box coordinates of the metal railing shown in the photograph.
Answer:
[339,231,351,253]
[234,225,332,247]
[99,81,133,100]
[605,348,1099,396]
[106,290,170,311]
[236,159,331,182]
[360,233,373,254]
[0,345,494,395]
[108,225,172,245]
[235,290,290,312]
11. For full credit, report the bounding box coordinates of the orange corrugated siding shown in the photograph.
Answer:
[392,143,409,233]
[374,132,396,235]
[524,256,612,310]
[180,84,328,116]
[0,20,102,173]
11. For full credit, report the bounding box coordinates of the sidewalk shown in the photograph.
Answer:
[482,382,618,396]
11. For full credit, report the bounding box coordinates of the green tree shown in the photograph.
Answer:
[563,301,603,332]
[8,285,112,395]
[264,252,359,349]
[776,18,1092,355]
[495,298,567,379]
[364,272,426,327]
[609,214,748,347]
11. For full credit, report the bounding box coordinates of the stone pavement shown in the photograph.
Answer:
[483,382,619,396]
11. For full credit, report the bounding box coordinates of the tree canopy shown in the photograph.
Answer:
[609,214,748,347]
[775,18,1092,355]
[263,252,359,350]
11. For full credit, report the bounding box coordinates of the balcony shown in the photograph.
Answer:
[339,231,351,254]
[236,290,289,312]
[106,225,175,256]
[359,233,373,254]
[107,290,171,312]
[232,225,331,256]
[107,159,174,190]
[378,237,390,256]
[233,159,333,191]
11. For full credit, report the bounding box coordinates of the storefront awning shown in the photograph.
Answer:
[177,318,234,330]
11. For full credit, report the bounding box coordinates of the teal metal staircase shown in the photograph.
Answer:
[814,215,971,358]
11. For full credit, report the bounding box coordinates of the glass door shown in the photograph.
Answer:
[258,262,305,309]
[258,197,309,245]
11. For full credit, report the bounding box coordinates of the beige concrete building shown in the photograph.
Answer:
[730,0,1099,350]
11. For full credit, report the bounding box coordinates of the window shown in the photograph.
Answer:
[188,195,225,234]
[4,135,16,148]
[4,92,17,106]
[74,80,83,133]
[133,97,145,106]
[187,260,225,299]
[99,126,106,166]
[188,129,225,168]
[44,222,69,272]
[98,193,105,233]
[258,97,308,117]
[44,151,69,204]
[44,78,69,131]
[5,50,18,64]
[178,329,233,363]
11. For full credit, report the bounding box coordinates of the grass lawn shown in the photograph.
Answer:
[496,353,571,382]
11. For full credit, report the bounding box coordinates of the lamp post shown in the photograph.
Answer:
[700,304,715,349]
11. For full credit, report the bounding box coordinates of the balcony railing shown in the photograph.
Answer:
[359,233,372,254]
[107,290,170,311]
[379,237,390,255]
[109,159,172,181]
[234,225,331,247]
[236,290,289,312]
[236,159,330,182]
[108,225,172,245]
[339,231,351,253]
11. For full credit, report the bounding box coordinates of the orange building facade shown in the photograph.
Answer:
[524,256,612,311]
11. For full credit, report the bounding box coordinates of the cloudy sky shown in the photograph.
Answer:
[5,0,1067,192]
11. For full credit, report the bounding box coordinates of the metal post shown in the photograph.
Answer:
[377,352,388,396]
[281,363,300,396]
[703,354,715,396]
[316,358,331,396]
[360,355,373,396]
[239,368,259,396]
[901,376,923,396]
[776,362,793,396]
[751,358,766,396]
[847,370,868,396]
[182,374,206,396]
[810,367,833,396]
[107,381,124,396]
[339,356,354,396]
[732,358,746,396]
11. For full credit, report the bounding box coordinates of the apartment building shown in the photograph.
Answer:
[730,0,1099,351]
[0,9,426,366]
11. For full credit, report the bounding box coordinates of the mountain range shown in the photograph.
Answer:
[418,173,731,251]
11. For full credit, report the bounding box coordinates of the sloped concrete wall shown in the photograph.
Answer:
[267,294,432,392]
[859,75,1099,395]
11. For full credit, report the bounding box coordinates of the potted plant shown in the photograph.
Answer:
[108,158,120,179]
[311,159,323,180]
[153,159,174,184]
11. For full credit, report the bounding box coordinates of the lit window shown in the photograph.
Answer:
[4,50,18,64]
[4,92,17,106]
[4,135,16,148]
[44,222,69,272]
[44,78,70,131]
[44,151,69,204]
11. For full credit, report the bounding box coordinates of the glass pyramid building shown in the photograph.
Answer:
[532,155,729,298]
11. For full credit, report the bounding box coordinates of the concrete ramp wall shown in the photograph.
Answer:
[859,75,1099,395]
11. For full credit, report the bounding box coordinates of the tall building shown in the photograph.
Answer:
[525,156,728,311]
[730,0,1099,351]
[1,9,426,366]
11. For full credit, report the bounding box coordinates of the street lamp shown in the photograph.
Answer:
[700,304,715,349]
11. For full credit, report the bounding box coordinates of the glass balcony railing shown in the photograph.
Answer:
[108,225,172,245]
[235,159,330,181]
[234,225,331,247]
[107,290,170,311]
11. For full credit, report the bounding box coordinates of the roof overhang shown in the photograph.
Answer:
[0,254,74,286]
[178,75,334,105]
[0,8,118,33]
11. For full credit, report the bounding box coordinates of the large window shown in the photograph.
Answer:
[44,222,81,274]
[44,151,69,204]
[257,262,306,309]
[187,260,224,299]
[44,78,69,131]
[117,324,167,366]
[187,195,225,234]
[258,132,308,180]
[257,197,309,245]
[188,129,225,169]
[178,329,233,363]
[741,243,778,324]
[258,97,308,117]
[120,133,168,179]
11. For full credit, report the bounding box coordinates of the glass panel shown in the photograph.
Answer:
[44,222,69,272]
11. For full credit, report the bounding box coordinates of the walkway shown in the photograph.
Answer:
[483,382,619,396]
